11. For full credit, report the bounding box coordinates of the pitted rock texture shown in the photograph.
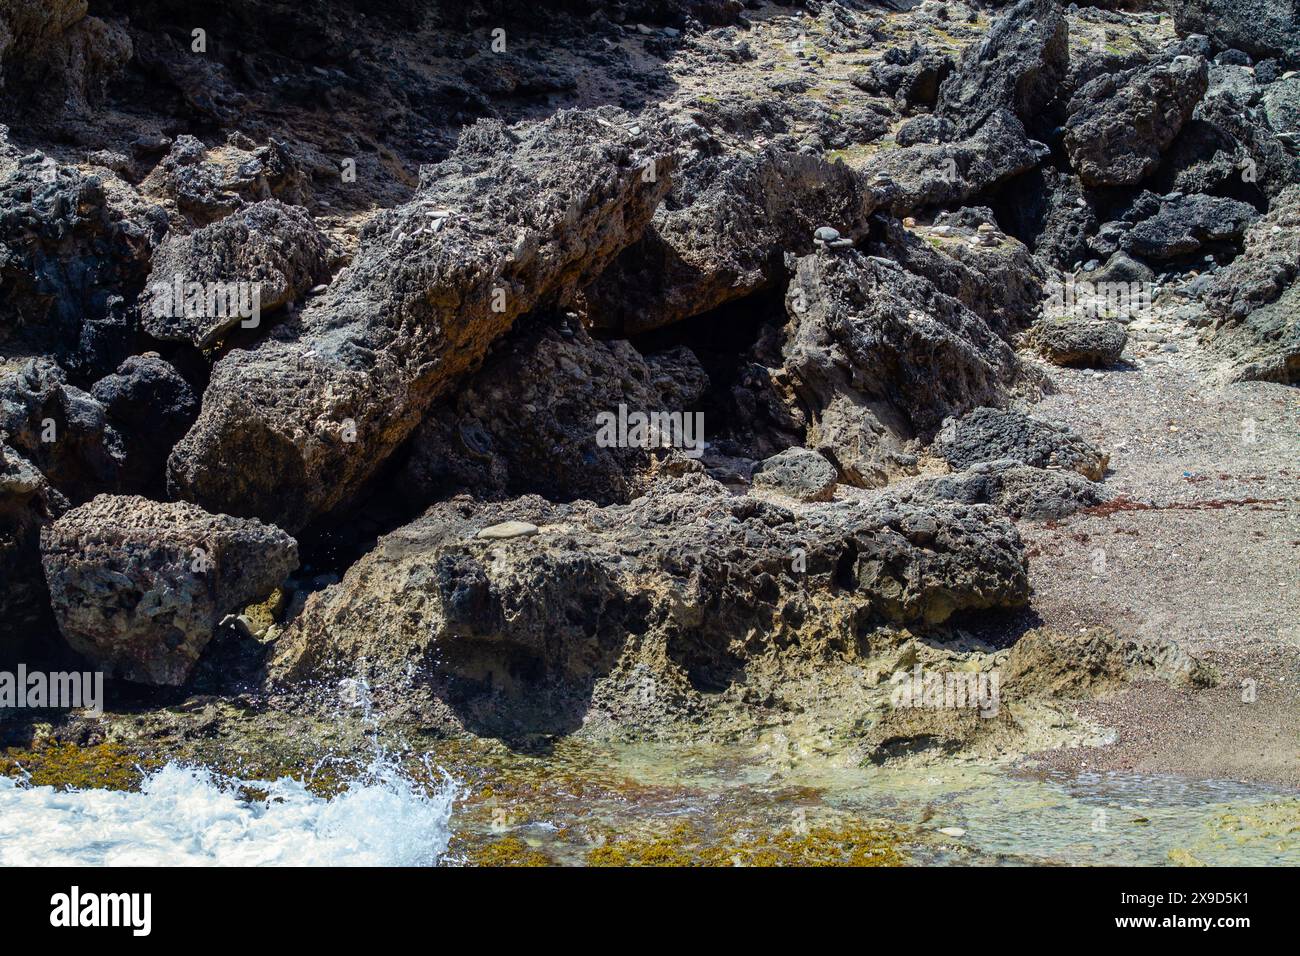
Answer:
[270,475,1029,736]
[1172,0,1300,67]
[933,407,1109,481]
[778,248,1025,488]
[750,446,838,502]
[89,354,198,495]
[1029,317,1127,368]
[140,135,308,228]
[141,200,332,348]
[40,494,298,686]
[0,0,132,118]
[935,0,1069,138]
[1063,54,1209,187]
[168,109,675,531]
[869,108,1048,217]
[400,320,709,507]
[909,459,1105,521]
[0,139,163,377]
[586,142,880,335]
[0,358,125,504]
[1200,184,1300,382]
[1121,192,1257,261]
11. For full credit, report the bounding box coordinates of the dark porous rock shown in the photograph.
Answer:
[851,43,954,108]
[400,322,709,507]
[1028,317,1128,367]
[585,140,879,336]
[996,167,1098,270]
[269,476,1029,736]
[1091,251,1155,287]
[1121,193,1258,260]
[933,407,1109,480]
[168,109,674,532]
[1200,184,1300,382]
[141,201,332,348]
[90,355,198,495]
[1063,54,1209,187]
[0,0,132,120]
[875,213,1046,340]
[0,140,163,377]
[1172,0,1300,67]
[1159,82,1300,200]
[779,249,1025,488]
[40,495,298,686]
[868,109,1049,217]
[1263,76,1300,137]
[909,459,1105,520]
[894,114,957,148]
[750,446,838,502]
[935,0,1068,138]
[140,135,308,227]
[0,358,125,503]
[0,440,69,656]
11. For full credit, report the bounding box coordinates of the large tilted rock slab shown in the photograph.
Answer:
[1063,54,1209,187]
[777,248,1025,488]
[168,109,674,531]
[40,495,298,685]
[270,476,1029,702]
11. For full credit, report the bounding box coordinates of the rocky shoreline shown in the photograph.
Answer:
[1,0,1297,863]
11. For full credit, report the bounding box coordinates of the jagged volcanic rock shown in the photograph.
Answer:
[933,407,1109,481]
[168,109,676,531]
[777,247,1025,488]
[40,494,298,685]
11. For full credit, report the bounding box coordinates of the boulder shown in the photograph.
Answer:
[750,447,838,502]
[933,407,1109,480]
[585,140,879,336]
[876,212,1046,340]
[935,0,1069,138]
[140,135,308,227]
[852,44,954,108]
[1029,317,1128,367]
[778,249,1025,487]
[40,495,298,685]
[1063,55,1209,187]
[910,459,1105,520]
[89,355,198,495]
[1121,193,1257,260]
[0,358,125,503]
[1172,0,1300,67]
[141,200,332,348]
[0,0,132,119]
[0,142,163,377]
[867,109,1049,217]
[1200,185,1300,382]
[168,109,675,532]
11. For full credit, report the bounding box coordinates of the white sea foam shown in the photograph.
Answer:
[0,755,457,867]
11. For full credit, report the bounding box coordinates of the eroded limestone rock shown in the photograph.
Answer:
[41,494,298,685]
